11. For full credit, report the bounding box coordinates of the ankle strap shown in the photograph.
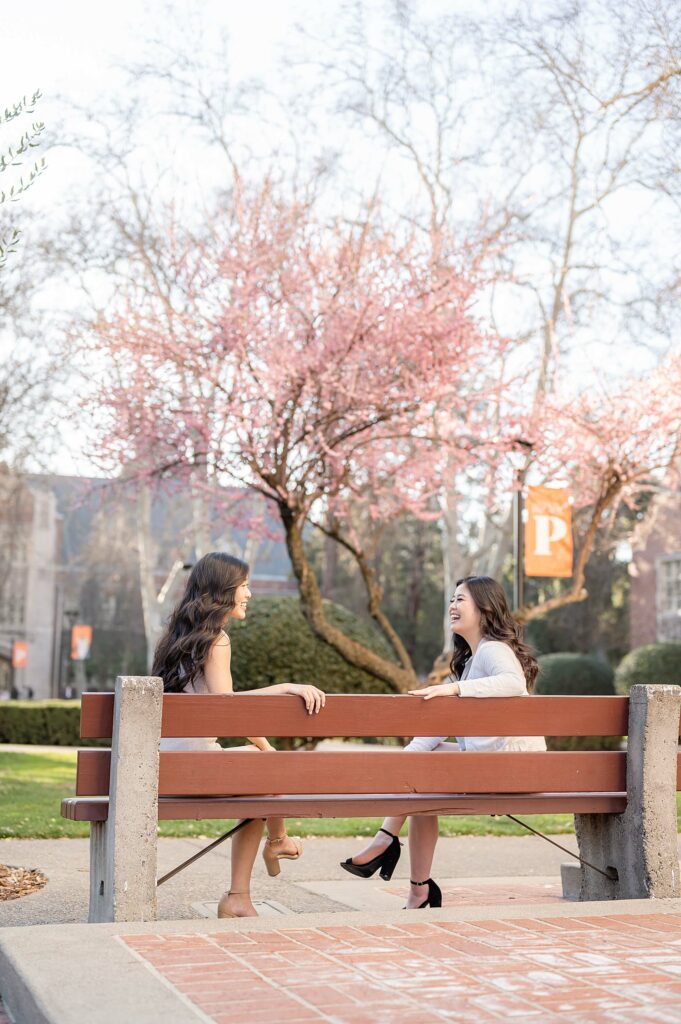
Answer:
[410,878,431,886]
[379,828,397,839]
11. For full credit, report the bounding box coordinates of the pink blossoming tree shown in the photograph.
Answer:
[84,185,510,690]
[84,185,681,689]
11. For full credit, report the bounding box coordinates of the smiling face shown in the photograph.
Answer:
[449,583,482,643]
[226,579,251,621]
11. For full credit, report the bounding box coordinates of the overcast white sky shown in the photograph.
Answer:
[3,1,316,97]
[2,0,675,475]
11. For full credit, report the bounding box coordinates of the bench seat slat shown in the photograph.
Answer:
[75,749,627,797]
[79,693,631,739]
[60,792,628,822]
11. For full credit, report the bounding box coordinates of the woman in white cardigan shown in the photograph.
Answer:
[341,575,545,909]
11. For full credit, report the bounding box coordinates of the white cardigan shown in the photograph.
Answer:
[405,639,546,753]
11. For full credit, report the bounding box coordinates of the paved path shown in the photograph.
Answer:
[4,835,681,1022]
[0,834,583,927]
[3,903,681,1024]
[123,912,681,1023]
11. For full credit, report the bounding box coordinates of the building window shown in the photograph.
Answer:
[657,554,681,642]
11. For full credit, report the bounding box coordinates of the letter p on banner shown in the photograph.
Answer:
[525,485,573,578]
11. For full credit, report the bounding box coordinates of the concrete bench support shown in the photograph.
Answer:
[570,684,681,901]
[88,676,163,923]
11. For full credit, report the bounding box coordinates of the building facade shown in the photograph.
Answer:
[0,473,297,699]
[629,493,681,648]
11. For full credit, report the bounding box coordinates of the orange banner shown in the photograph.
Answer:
[12,640,28,669]
[524,485,573,578]
[71,625,93,661]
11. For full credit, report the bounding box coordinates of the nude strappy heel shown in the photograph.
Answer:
[217,891,254,919]
[262,834,303,877]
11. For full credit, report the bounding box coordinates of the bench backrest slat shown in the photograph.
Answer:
[80,692,631,739]
[75,749,629,796]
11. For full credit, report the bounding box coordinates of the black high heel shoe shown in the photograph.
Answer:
[340,828,402,881]
[406,878,442,909]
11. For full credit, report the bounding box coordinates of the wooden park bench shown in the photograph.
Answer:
[61,678,681,922]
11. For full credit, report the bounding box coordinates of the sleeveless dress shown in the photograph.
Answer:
[159,631,227,752]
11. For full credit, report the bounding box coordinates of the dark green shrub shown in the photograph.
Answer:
[536,653,616,697]
[615,643,681,694]
[229,597,397,693]
[0,701,106,747]
[226,597,397,748]
[535,652,620,751]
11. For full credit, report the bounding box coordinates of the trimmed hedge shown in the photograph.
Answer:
[0,701,105,747]
[0,601,397,749]
[535,652,620,751]
[615,643,681,694]
[229,596,397,694]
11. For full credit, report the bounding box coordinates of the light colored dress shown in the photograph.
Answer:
[159,631,227,752]
[405,638,546,753]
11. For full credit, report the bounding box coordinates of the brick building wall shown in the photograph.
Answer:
[629,494,681,648]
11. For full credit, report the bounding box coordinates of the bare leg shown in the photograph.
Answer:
[217,818,264,918]
[264,816,301,858]
[347,815,407,865]
[406,814,440,908]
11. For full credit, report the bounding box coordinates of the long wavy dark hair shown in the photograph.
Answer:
[152,552,249,693]
[450,575,538,691]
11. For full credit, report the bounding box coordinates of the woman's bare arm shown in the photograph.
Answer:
[203,636,273,750]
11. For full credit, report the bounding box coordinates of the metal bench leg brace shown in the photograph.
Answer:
[157,818,262,887]
[502,814,616,881]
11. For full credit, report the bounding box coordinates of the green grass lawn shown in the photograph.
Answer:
[3,749,680,841]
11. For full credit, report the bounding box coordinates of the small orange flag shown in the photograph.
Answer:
[524,485,573,578]
[12,640,28,669]
[71,625,93,661]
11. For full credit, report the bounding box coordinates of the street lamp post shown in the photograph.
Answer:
[513,487,525,612]
[512,439,534,613]
[59,608,79,698]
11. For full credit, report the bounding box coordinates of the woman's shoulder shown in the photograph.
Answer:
[213,629,231,648]
[477,639,521,665]
[477,638,509,655]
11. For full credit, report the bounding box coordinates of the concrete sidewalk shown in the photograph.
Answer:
[0,834,585,927]
[3,836,681,1022]
[3,901,681,1023]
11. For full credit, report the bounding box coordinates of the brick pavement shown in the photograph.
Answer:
[385,878,564,907]
[123,913,681,1024]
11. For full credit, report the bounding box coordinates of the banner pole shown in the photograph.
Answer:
[513,484,525,612]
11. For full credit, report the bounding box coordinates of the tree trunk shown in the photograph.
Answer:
[405,521,426,660]
[322,515,339,598]
[136,485,162,673]
[281,504,418,693]
[439,493,475,653]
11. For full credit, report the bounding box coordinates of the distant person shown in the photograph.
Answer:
[153,552,326,919]
[341,575,545,909]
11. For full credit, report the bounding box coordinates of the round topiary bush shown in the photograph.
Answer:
[614,643,681,695]
[229,596,397,693]
[536,653,616,697]
[227,596,398,747]
[535,652,620,751]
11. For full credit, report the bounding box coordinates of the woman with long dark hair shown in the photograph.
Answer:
[154,551,325,919]
[341,575,545,909]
